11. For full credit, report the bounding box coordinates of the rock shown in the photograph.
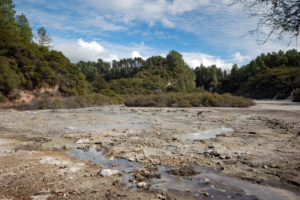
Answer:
[263,165,268,169]
[203,192,209,197]
[61,145,71,150]
[208,144,214,149]
[248,131,257,135]
[155,194,166,200]
[168,166,201,176]
[99,169,119,177]
[75,138,90,144]
[134,168,161,181]
[34,137,51,143]
[137,182,148,188]
[135,173,146,181]
[136,154,145,162]
[216,133,226,137]
[77,145,89,151]
[172,137,178,141]
[219,154,226,159]
[129,178,137,184]
[204,151,210,157]
[199,178,210,184]
[94,141,102,145]
[212,150,220,157]
[204,149,220,157]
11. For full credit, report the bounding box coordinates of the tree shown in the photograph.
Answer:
[236,0,300,43]
[36,27,52,47]
[16,13,33,43]
[0,0,18,49]
[166,50,196,90]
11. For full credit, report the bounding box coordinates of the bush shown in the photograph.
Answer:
[125,92,254,108]
[293,90,300,102]
[0,92,7,103]
[22,93,122,110]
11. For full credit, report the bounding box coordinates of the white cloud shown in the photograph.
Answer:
[167,0,209,15]
[78,39,105,53]
[233,52,251,63]
[54,37,236,71]
[161,18,174,28]
[83,0,210,26]
[54,39,111,62]
[53,38,160,63]
[131,51,143,59]
[182,52,234,70]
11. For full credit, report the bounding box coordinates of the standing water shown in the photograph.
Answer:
[69,146,300,200]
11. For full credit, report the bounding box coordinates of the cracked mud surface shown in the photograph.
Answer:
[0,100,299,199]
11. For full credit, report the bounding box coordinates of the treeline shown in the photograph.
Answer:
[195,49,300,98]
[0,0,88,101]
[226,50,300,99]
[76,49,300,101]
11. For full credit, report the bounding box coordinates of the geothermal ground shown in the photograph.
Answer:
[0,101,299,200]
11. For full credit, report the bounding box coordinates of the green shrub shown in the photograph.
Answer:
[125,92,254,108]
[0,92,7,103]
[293,90,300,102]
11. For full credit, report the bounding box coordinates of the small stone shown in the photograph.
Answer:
[208,144,214,149]
[263,165,268,169]
[137,182,148,188]
[155,194,166,200]
[75,138,90,144]
[199,178,210,184]
[203,192,209,196]
[61,145,71,150]
[112,180,119,185]
[127,156,136,162]
[248,131,257,135]
[212,150,220,157]
[99,169,119,177]
[219,155,226,159]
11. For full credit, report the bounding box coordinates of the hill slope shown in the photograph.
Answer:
[0,0,88,102]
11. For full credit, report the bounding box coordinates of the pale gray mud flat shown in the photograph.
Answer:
[0,100,299,200]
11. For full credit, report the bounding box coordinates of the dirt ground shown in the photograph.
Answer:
[0,100,299,200]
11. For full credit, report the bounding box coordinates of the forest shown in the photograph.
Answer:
[0,0,299,108]
[75,49,300,102]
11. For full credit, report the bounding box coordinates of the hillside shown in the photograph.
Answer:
[0,0,88,102]
[76,51,196,95]
[193,50,300,101]
[229,50,300,100]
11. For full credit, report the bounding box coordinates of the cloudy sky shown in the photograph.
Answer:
[14,0,296,69]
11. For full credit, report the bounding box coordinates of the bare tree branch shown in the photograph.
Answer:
[233,0,300,44]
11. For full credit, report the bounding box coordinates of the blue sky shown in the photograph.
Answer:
[14,0,296,69]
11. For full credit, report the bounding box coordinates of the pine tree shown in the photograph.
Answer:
[36,27,52,47]
[0,0,18,50]
[16,13,33,43]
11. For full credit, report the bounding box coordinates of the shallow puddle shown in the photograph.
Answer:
[69,146,299,200]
